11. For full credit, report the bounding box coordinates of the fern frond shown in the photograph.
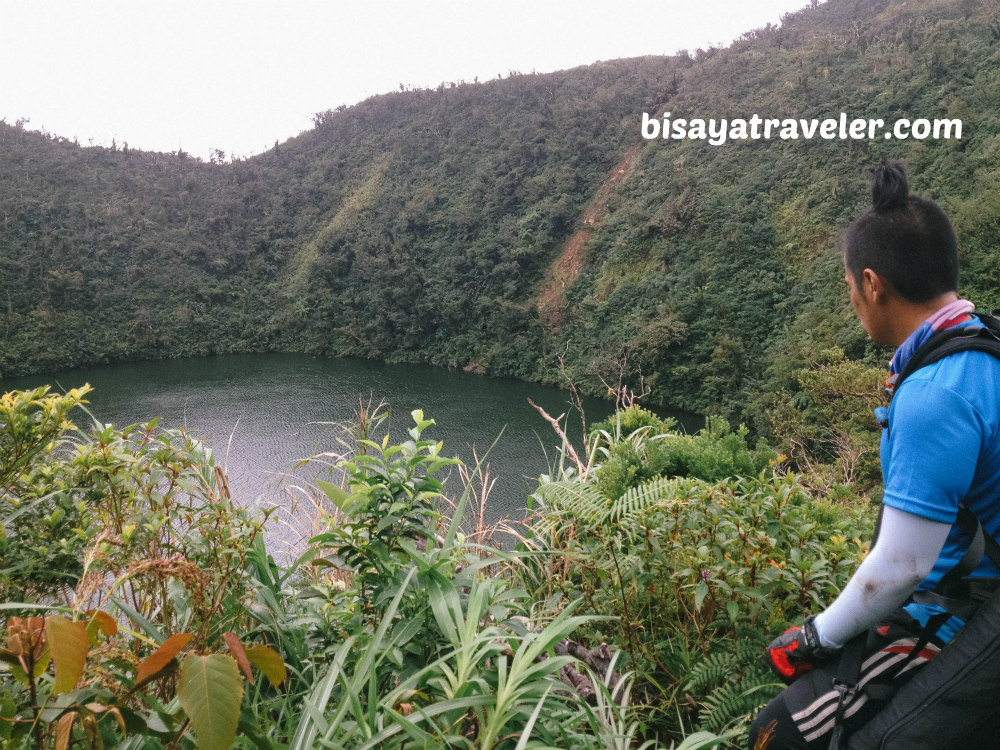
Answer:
[698,673,780,733]
[685,650,739,693]
[532,480,609,523]
[735,634,768,664]
[531,474,705,546]
[608,476,699,525]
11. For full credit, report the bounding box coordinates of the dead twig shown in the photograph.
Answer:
[527,398,587,478]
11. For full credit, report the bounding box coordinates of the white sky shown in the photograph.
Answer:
[0,1,810,160]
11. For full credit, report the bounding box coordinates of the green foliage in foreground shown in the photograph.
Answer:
[1,387,875,748]
[528,418,874,741]
[1,386,281,749]
[0,385,93,594]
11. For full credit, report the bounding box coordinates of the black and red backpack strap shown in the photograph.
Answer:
[886,313,1000,400]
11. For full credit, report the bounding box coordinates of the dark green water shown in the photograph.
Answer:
[4,354,700,549]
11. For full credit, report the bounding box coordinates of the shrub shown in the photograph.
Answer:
[590,410,776,500]
[759,347,885,501]
[590,405,676,437]
[1,386,281,749]
[529,461,873,743]
[0,385,94,599]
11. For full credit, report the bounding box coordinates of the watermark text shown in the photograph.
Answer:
[641,112,962,145]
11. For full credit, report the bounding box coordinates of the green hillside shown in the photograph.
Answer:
[2,0,999,433]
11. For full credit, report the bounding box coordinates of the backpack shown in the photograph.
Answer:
[843,311,1000,749]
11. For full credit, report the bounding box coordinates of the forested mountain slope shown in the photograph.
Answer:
[2,0,999,428]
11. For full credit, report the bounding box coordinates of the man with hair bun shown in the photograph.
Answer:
[748,161,1000,749]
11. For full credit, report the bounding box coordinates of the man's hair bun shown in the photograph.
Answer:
[871,160,910,211]
[847,159,959,304]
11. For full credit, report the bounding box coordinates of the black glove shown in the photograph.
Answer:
[766,616,840,685]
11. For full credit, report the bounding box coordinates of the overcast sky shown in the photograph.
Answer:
[1,1,811,160]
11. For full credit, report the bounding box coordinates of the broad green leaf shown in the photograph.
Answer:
[695,580,710,610]
[316,479,349,511]
[244,645,286,687]
[425,458,459,475]
[376,514,401,532]
[45,616,89,694]
[178,653,243,750]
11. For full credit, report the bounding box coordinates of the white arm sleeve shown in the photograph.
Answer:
[813,505,952,648]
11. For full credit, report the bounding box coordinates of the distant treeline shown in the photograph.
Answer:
[2,0,999,449]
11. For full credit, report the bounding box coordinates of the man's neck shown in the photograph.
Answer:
[887,292,963,347]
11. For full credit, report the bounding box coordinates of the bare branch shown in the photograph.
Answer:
[528,398,586,477]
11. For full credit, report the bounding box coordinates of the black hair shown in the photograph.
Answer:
[844,161,959,303]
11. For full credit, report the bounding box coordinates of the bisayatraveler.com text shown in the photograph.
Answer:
[641,112,963,145]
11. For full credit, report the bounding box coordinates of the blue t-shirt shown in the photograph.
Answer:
[880,321,1000,637]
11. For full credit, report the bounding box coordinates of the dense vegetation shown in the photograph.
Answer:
[4,0,1000,455]
[0,388,873,748]
[2,0,996,742]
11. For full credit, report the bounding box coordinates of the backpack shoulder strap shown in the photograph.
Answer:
[961,503,1000,570]
[895,313,1000,390]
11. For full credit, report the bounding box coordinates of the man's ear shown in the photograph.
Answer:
[861,268,888,303]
